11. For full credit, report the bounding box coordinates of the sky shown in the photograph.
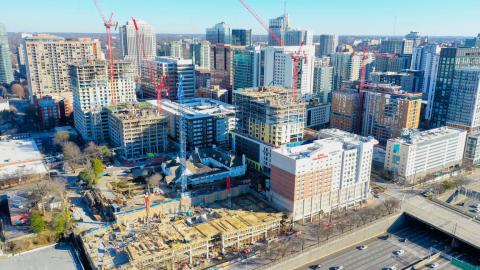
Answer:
[2,0,480,36]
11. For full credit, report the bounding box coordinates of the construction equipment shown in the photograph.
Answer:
[239,0,305,100]
[92,0,118,104]
[177,75,187,194]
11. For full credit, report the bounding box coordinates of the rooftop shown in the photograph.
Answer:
[151,98,235,119]
[274,138,343,160]
[0,138,47,180]
[235,86,305,106]
[319,128,379,145]
[389,127,466,145]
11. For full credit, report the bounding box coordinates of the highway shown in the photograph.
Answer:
[296,224,458,270]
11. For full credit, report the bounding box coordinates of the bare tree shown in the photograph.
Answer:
[62,141,82,167]
[147,173,162,192]
[54,131,70,145]
[383,198,401,214]
[12,84,26,99]
[336,222,348,234]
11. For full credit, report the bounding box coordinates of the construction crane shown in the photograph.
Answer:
[177,75,187,194]
[92,0,118,104]
[239,0,305,100]
[131,17,167,113]
[359,46,398,90]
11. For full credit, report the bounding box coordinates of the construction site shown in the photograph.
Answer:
[80,185,285,270]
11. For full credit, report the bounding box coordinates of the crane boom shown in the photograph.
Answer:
[177,75,187,194]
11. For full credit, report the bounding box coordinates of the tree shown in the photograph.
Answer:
[383,198,401,214]
[84,143,112,161]
[62,141,81,164]
[11,83,26,99]
[91,158,104,177]
[79,169,96,187]
[30,211,45,233]
[54,131,71,145]
[147,173,161,191]
[53,212,66,234]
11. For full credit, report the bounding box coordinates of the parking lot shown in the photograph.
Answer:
[296,223,463,270]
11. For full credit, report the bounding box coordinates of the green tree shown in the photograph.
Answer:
[91,158,104,177]
[30,211,45,233]
[78,169,96,187]
[52,212,66,233]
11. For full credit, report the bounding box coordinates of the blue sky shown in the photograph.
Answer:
[2,0,479,36]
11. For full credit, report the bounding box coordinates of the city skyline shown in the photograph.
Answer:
[1,0,479,36]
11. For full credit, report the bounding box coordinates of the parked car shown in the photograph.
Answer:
[358,245,368,250]
[393,249,405,256]
[427,263,439,268]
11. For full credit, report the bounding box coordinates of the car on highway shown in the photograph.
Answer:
[427,262,439,268]
[331,266,343,270]
[309,264,322,270]
[383,267,397,270]
[358,245,368,250]
[393,249,405,256]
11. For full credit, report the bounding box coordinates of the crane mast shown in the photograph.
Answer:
[177,75,187,194]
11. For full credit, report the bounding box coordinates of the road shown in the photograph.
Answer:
[296,224,459,270]
[373,179,480,249]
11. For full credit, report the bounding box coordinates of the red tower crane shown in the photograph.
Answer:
[92,0,118,104]
[131,17,167,113]
[239,0,304,100]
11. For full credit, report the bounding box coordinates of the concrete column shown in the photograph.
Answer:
[221,236,225,254]
[172,251,175,270]
[189,246,192,266]
[206,241,209,259]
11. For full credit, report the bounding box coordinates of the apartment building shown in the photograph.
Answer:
[141,57,195,100]
[330,89,363,134]
[22,34,103,103]
[107,102,168,160]
[384,127,467,184]
[362,84,422,144]
[155,98,235,150]
[71,61,136,142]
[270,129,377,221]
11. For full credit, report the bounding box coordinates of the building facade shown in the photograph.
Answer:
[190,41,211,70]
[119,19,156,77]
[0,23,13,84]
[312,60,333,104]
[330,89,362,134]
[231,29,252,46]
[232,47,261,90]
[317,34,338,57]
[206,22,230,44]
[385,127,466,184]
[270,129,377,221]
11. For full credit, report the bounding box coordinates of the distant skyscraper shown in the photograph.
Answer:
[0,23,13,84]
[231,29,252,46]
[210,44,237,101]
[206,22,230,44]
[190,40,211,70]
[312,60,333,104]
[465,34,480,48]
[446,68,480,132]
[380,40,403,54]
[330,52,352,90]
[168,40,184,59]
[284,29,313,46]
[430,47,480,128]
[268,14,289,46]
[232,47,261,90]
[141,57,195,100]
[402,31,422,55]
[22,34,103,107]
[318,34,338,57]
[119,19,156,77]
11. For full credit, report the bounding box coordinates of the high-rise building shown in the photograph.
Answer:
[158,98,236,149]
[141,57,195,100]
[231,29,252,46]
[430,47,480,128]
[22,34,103,103]
[330,89,363,134]
[119,19,156,77]
[312,59,333,104]
[0,23,13,84]
[16,44,27,79]
[446,68,480,132]
[107,102,168,160]
[232,86,306,175]
[385,127,466,184]
[380,40,403,54]
[361,85,422,144]
[305,101,330,130]
[210,44,240,102]
[270,129,377,221]
[317,34,338,57]
[206,22,230,45]
[268,14,289,46]
[284,29,313,46]
[402,31,422,55]
[168,40,184,59]
[330,52,352,90]
[465,34,480,48]
[71,61,136,142]
[190,41,211,70]
[263,45,315,97]
[232,47,261,90]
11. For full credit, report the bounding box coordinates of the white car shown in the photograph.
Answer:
[393,249,405,256]
[333,266,344,270]
[358,245,368,250]
[428,263,439,268]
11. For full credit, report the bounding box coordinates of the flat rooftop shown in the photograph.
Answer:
[153,98,235,119]
[274,138,343,160]
[235,87,305,106]
[0,138,47,180]
[389,127,466,145]
[319,128,379,145]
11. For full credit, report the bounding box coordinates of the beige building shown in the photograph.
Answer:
[22,34,103,104]
[107,102,168,160]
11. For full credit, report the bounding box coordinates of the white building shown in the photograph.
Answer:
[305,102,330,129]
[312,60,333,104]
[0,139,48,181]
[263,45,315,97]
[384,127,467,184]
[71,61,136,142]
[119,19,156,77]
[270,129,377,222]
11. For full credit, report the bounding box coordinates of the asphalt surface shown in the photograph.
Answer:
[296,225,459,270]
